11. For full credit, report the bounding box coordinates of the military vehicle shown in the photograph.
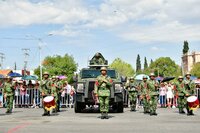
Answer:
[74,53,124,113]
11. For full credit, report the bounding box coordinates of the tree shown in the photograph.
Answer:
[144,57,148,70]
[110,58,135,77]
[136,54,141,73]
[148,57,181,77]
[183,40,189,54]
[34,54,78,82]
[190,62,200,78]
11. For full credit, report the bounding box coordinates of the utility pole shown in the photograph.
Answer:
[0,53,5,69]
[22,48,30,76]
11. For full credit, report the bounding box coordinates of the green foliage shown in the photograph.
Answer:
[136,54,141,73]
[144,57,148,70]
[34,54,77,82]
[190,62,200,78]
[109,58,135,77]
[148,57,181,77]
[183,40,189,54]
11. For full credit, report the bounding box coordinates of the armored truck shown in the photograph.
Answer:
[74,53,124,113]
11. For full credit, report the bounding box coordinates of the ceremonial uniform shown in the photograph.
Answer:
[184,73,196,115]
[126,77,138,111]
[148,73,159,116]
[174,76,187,114]
[94,67,112,119]
[40,72,52,116]
[51,76,58,112]
[3,77,15,113]
[140,76,150,114]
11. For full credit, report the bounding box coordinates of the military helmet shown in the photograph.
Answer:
[5,76,12,79]
[95,52,100,57]
[143,75,148,79]
[185,72,191,76]
[43,71,49,76]
[100,66,107,71]
[178,76,183,79]
[149,73,155,77]
[130,77,134,80]
[52,76,56,79]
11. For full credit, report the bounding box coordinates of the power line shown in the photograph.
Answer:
[22,48,30,75]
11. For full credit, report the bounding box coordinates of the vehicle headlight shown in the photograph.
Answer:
[115,84,123,92]
[77,83,84,93]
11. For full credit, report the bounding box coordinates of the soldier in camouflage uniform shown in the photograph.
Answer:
[184,73,196,115]
[140,76,150,114]
[56,76,63,112]
[125,77,138,111]
[174,76,188,114]
[40,72,52,116]
[3,76,15,113]
[94,67,112,119]
[51,76,58,113]
[91,53,104,65]
[148,73,159,116]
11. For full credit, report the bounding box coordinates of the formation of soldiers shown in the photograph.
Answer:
[125,72,196,116]
[1,72,68,116]
[1,67,198,118]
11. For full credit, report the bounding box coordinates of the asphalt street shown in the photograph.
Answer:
[0,107,200,133]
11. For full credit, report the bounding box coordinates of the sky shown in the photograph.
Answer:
[0,0,200,72]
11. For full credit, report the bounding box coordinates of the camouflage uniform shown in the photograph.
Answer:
[94,67,112,119]
[174,76,187,114]
[148,73,159,116]
[140,76,150,114]
[51,77,58,112]
[3,77,15,113]
[90,53,104,65]
[126,77,138,111]
[56,79,63,112]
[40,72,52,116]
[184,73,196,115]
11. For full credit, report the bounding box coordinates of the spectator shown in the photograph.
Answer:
[33,82,40,108]
[159,82,167,108]
[0,80,3,107]
[20,81,27,107]
[166,82,174,108]
[63,81,72,107]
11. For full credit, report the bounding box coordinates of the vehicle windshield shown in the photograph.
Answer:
[81,69,116,78]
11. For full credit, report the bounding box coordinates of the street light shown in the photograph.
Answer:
[26,34,53,80]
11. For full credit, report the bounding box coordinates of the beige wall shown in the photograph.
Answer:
[182,52,200,74]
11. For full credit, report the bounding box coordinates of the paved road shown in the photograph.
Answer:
[0,107,200,133]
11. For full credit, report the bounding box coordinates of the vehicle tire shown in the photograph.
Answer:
[117,102,124,113]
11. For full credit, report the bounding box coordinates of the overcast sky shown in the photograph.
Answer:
[0,0,200,71]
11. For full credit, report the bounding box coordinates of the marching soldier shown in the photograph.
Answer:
[40,72,52,116]
[125,77,138,111]
[184,72,196,115]
[148,73,159,116]
[174,76,188,114]
[94,67,112,119]
[51,76,58,113]
[140,76,150,114]
[56,76,63,112]
[3,76,15,114]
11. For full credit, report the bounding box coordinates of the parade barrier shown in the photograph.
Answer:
[1,87,74,109]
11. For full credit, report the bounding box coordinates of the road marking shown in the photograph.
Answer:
[7,122,31,133]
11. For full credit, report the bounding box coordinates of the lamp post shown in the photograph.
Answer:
[26,34,53,80]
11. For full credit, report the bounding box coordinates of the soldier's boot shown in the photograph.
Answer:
[179,108,185,114]
[6,110,10,114]
[187,109,194,116]
[47,111,50,116]
[105,113,109,119]
[101,113,104,119]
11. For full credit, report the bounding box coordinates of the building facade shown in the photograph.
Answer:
[182,51,200,74]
